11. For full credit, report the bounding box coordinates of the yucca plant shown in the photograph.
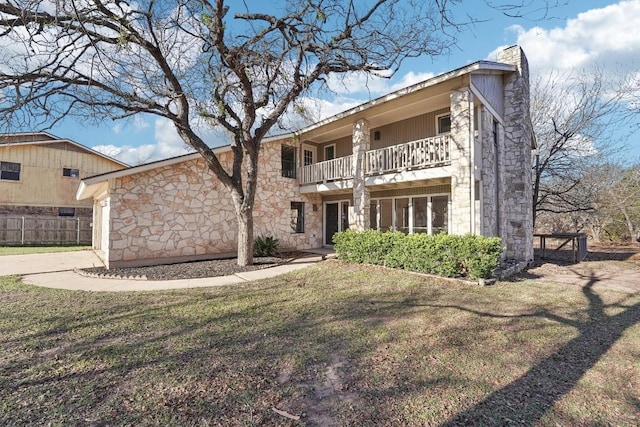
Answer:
[253,235,280,257]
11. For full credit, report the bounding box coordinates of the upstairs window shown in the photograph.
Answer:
[437,114,451,134]
[281,145,297,178]
[303,149,313,166]
[63,168,80,178]
[0,161,21,181]
[290,202,305,233]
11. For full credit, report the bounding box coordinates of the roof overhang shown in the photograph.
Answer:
[296,61,516,143]
[1,134,129,168]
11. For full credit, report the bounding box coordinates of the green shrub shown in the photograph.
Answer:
[254,235,280,257]
[333,230,503,279]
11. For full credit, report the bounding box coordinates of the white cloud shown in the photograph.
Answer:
[489,0,640,75]
[93,118,193,165]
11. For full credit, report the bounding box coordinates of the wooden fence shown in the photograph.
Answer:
[0,216,92,245]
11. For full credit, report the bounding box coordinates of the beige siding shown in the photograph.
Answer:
[0,142,123,208]
[370,108,449,150]
[309,108,450,159]
[471,74,505,117]
[316,135,352,161]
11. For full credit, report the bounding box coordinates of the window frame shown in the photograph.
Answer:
[0,161,21,181]
[63,167,80,178]
[281,145,297,179]
[436,113,451,134]
[290,201,305,233]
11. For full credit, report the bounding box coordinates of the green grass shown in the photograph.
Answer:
[0,245,91,256]
[1,262,639,426]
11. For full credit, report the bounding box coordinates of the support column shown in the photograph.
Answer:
[449,87,473,235]
[352,119,370,231]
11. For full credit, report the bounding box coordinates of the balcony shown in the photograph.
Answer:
[299,134,451,186]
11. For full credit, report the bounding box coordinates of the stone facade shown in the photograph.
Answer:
[497,46,534,261]
[86,45,534,268]
[449,87,474,235]
[352,119,370,230]
[103,140,322,267]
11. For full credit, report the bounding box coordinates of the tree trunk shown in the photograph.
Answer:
[236,205,254,266]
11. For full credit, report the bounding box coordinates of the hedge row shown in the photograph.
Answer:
[332,230,503,279]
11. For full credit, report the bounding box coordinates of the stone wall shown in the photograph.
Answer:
[449,87,474,235]
[480,107,499,238]
[497,46,534,261]
[105,139,322,267]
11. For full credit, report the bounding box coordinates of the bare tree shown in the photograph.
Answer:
[0,0,555,265]
[531,68,632,228]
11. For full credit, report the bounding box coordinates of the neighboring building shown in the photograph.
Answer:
[77,46,534,269]
[0,132,128,218]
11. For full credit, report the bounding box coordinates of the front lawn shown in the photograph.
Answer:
[1,262,638,426]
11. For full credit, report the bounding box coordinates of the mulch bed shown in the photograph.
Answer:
[80,252,303,281]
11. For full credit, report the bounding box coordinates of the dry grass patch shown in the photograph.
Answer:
[1,261,639,426]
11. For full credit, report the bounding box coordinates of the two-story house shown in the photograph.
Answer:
[1,132,127,219]
[77,46,534,269]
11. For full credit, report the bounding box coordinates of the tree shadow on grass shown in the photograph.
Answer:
[440,271,640,426]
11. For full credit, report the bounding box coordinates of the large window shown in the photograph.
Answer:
[63,168,80,178]
[281,146,297,178]
[290,202,305,233]
[370,195,449,234]
[0,161,21,181]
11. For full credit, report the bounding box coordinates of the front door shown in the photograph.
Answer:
[325,203,339,245]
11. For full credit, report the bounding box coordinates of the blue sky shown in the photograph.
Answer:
[42,0,639,165]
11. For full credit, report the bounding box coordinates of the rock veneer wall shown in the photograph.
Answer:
[106,139,322,267]
[497,46,534,261]
[449,87,474,235]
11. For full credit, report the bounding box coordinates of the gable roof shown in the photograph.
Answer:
[0,132,129,168]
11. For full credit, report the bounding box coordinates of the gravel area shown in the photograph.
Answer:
[81,253,301,280]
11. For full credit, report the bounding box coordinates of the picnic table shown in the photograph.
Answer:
[534,233,588,263]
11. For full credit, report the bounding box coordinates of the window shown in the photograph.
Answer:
[58,207,76,217]
[303,149,313,166]
[324,144,335,161]
[63,168,80,178]
[290,202,305,233]
[432,196,448,234]
[281,145,297,178]
[0,161,21,181]
[437,114,451,134]
[374,131,381,141]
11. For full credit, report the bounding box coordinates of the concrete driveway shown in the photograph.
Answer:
[0,250,104,275]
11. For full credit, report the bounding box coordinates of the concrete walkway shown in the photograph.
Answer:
[0,250,104,275]
[1,250,330,292]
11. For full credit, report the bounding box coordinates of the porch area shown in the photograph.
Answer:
[299,134,451,186]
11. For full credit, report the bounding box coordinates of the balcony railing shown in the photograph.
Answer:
[366,134,450,175]
[299,155,354,184]
[299,134,451,185]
